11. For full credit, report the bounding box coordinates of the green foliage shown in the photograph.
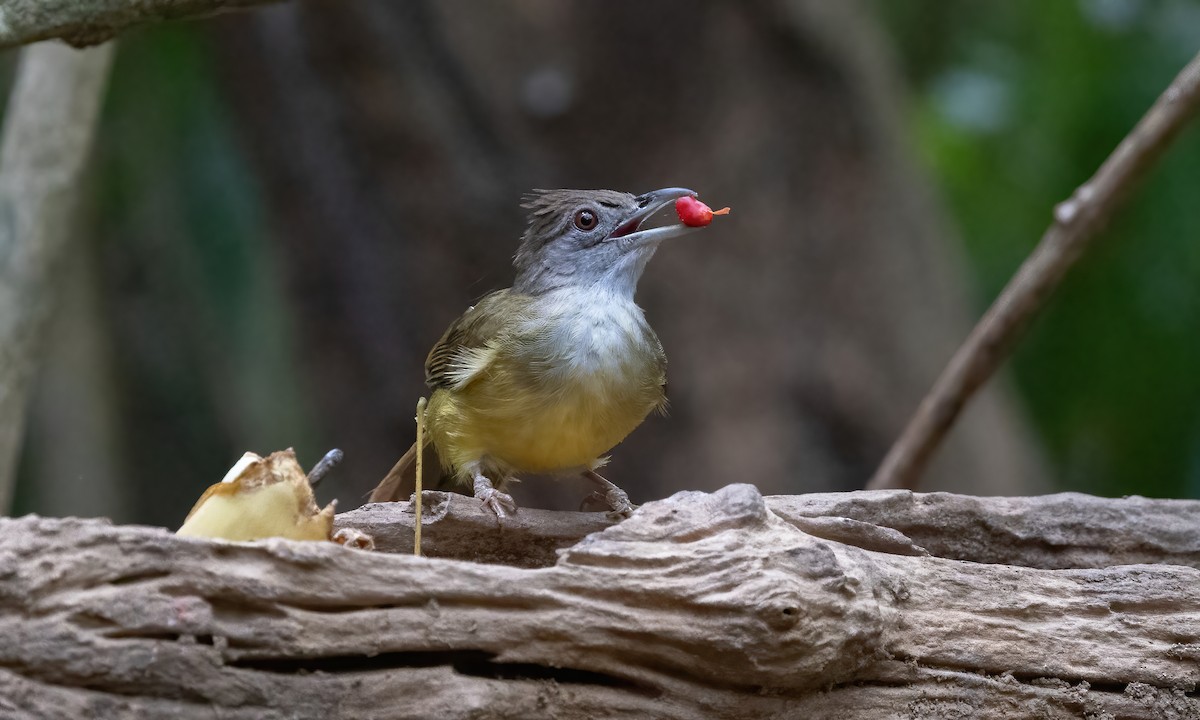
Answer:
[881,0,1200,498]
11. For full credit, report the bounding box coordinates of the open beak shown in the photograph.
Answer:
[607,187,700,244]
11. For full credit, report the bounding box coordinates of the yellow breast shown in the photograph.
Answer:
[427,298,666,478]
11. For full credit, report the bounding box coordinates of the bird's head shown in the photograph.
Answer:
[513,187,700,296]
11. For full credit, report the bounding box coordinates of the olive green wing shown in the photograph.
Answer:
[425,289,523,390]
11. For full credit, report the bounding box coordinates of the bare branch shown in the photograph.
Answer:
[0,41,113,513]
[305,447,343,487]
[0,0,285,49]
[869,50,1200,491]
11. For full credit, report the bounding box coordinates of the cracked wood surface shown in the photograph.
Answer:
[337,489,1200,570]
[2,485,1199,719]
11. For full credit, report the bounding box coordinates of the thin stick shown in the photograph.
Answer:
[414,397,427,556]
[306,448,343,487]
[868,50,1200,492]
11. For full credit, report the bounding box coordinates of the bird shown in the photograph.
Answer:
[369,187,708,517]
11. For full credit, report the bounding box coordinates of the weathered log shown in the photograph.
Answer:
[2,485,1198,719]
[336,489,1200,570]
[337,493,614,567]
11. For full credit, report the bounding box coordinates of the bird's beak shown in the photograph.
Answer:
[608,187,701,244]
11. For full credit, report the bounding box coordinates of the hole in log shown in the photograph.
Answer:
[68,611,118,630]
[231,650,469,674]
[452,653,650,693]
[231,650,653,693]
[109,569,171,586]
[208,597,289,620]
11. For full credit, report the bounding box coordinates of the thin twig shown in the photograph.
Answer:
[414,396,427,557]
[0,0,285,50]
[306,448,343,487]
[0,42,114,514]
[868,50,1200,492]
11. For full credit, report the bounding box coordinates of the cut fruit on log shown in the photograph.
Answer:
[176,449,336,542]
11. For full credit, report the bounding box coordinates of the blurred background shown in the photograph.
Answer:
[9,0,1200,527]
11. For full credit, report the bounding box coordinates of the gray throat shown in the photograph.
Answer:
[514,242,660,298]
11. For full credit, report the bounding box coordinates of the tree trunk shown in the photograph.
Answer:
[2,487,1197,719]
[0,41,114,513]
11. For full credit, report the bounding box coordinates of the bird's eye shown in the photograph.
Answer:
[573,209,598,231]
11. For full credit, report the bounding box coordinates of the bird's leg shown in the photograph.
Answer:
[471,467,517,518]
[581,470,637,519]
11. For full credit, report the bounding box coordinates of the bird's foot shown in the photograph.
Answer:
[581,470,637,520]
[473,473,517,518]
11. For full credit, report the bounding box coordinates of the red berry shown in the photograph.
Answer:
[676,196,713,226]
[675,196,731,227]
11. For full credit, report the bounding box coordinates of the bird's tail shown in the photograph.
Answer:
[369,438,448,503]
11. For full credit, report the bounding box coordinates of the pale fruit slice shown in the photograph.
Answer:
[177,449,335,542]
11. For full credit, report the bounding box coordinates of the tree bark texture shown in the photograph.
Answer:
[336,489,1200,571]
[2,486,1197,719]
[0,0,280,49]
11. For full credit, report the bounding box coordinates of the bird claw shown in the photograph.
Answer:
[579,489,637,520]
[580,470,637,520]
[603,490,637,520]
[477,486,517,518]
[472,472,517,518]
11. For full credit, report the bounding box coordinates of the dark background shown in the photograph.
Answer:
[13,0,1200,527]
